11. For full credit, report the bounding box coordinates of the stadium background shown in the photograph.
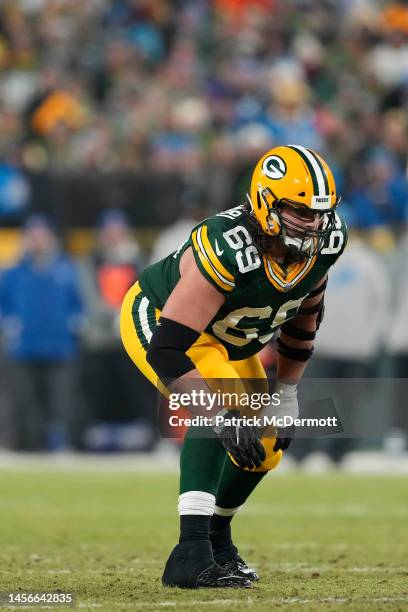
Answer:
[0,0,407,458]
[0,2,407,610]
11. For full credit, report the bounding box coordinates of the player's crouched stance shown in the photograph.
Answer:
[120,145,347,588]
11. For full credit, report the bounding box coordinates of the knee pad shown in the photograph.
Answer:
[228,435,283,473]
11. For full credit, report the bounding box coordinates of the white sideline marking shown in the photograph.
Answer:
[3,565,407,576]
[245,502,408,518]
[0,450,407,474]
[15,600,408,611]
[2,563,407,580]
[3,605,99,611]
[260,563,408,574]
[85,596,408,608]
[274,542,348,550]
[0,451,180,473]
[4,604,102,610]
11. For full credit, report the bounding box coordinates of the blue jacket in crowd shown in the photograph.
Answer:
[0,252,83,361]
[348,174,408,229]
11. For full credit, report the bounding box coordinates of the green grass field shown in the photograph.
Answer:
[0,468,407,611]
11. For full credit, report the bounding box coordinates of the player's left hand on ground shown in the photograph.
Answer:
[214,410,266,469]
[273,423,296,452]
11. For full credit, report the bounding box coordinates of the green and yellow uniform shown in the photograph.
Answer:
[120,205,347,472]
[134,205,347,360]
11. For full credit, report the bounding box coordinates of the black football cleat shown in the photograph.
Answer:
[196,563,252,588]
[211,536,260,582]
[162,541,251,589]
[218,556,259,582]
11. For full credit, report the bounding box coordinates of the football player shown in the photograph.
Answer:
[120,145,347,588]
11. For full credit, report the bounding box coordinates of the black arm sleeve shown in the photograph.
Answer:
[146,317,200,384]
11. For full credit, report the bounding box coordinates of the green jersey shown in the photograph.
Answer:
[140,205,347,360]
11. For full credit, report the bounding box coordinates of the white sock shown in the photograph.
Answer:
[178,491,215,516]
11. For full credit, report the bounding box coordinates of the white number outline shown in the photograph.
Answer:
[223,226,261,273]
[216,205,244,220]
[212,296,307,346]
[321,213,344,256]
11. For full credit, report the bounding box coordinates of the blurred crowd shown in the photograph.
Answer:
[0,0,408,234]
[0,210,158,452]
[0,0,408,457]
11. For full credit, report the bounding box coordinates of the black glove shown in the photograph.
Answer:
[273,424,296,452]
[214,410,266,469]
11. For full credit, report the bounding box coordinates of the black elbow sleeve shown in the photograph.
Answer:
[146,317,200,383]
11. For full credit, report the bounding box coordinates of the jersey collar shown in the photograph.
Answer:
[263,252,317,292]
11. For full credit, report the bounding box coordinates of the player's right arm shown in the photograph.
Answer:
[146,215,237,384]
[145,246,266,469]
[162,246,226,340]
[146,247,225,385]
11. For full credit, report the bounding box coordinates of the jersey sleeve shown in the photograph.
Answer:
[190,219,236,294]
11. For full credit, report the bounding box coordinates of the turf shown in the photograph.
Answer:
[0,469,407,611]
